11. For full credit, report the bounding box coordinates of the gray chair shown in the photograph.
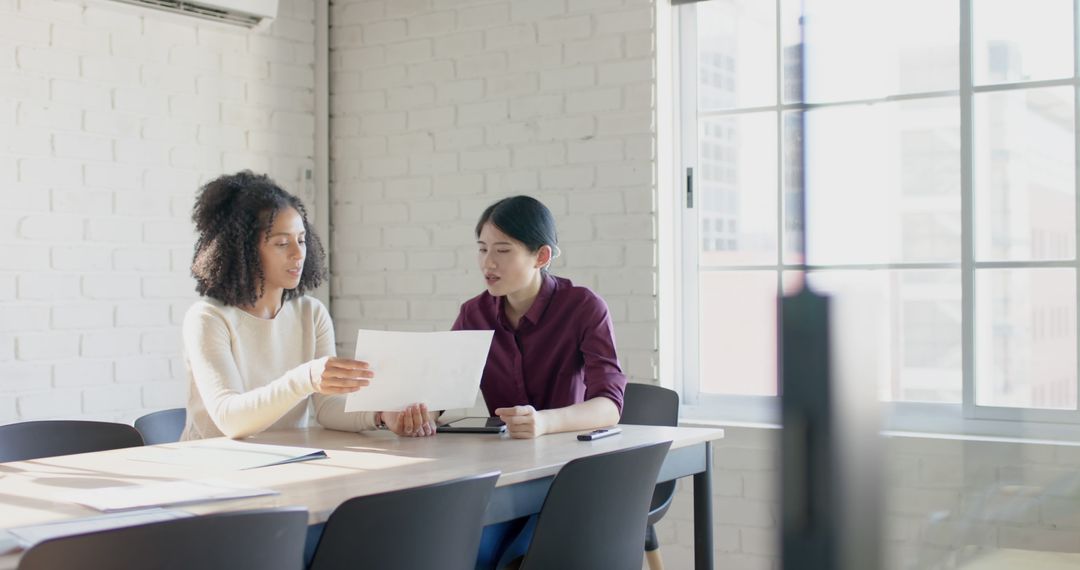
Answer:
[309,472,500,570]
[134,408,186,445]
[18,508,308,570]
[0,420,144,462]
[621,383,680,570]
[517,441,673,570]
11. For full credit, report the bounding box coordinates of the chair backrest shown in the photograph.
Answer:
[134,408,187,445]
[621,383,680,524]
[620,383,679,427]
[18,508,308,570]
[309,472,500,570]
[520,441,673,570]
[0,420,144,463]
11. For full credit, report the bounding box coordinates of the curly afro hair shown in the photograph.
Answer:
[190,171,327,307]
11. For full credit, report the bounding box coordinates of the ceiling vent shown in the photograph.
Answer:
[109,0,278,28]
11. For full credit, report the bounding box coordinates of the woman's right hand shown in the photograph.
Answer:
[381,403,437,437]
[310,357,373,395]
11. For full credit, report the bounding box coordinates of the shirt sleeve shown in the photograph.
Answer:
[578,293,628,414]
[183,305,316,439]
[311,300,379,432]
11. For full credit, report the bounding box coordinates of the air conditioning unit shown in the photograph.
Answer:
[110,0,278,28]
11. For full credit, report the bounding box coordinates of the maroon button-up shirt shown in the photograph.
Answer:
[452,273,627,416]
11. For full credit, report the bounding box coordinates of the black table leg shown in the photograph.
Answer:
[693,440,714,570]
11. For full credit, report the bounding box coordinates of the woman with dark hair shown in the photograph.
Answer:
[453,195,627,438]
[181,170,433,441]
[453,195,628,568]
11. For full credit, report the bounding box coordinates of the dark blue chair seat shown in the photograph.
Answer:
[18,508,308,570]
[134,408,186,445]
[620,382,681,569]
[309,472,500,570]
[517,440,673,570]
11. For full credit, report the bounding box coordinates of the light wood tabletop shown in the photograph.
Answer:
[0,424,723,569]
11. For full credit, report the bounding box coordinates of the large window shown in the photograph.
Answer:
[677,0,1079,430]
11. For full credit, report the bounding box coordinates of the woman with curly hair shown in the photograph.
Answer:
[180,171,434,441]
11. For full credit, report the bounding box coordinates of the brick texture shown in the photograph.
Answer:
[329,0,658,383]
[0,0,316,422]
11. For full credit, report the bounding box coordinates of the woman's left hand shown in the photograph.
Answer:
[381,403,437,437]
[495,405,548,439]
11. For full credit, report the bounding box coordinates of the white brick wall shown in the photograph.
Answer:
[329,0,659,382]
[0,0,317,423]
[651,426,780,570]
[879,436,1080,569]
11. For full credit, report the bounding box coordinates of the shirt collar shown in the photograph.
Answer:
[495,272,557,329]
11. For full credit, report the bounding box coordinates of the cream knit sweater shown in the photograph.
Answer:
[180,296,377,440]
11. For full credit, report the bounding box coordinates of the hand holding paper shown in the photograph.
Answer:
[310,356,373,395]
[344,329,494,412]
[382,403,437,437]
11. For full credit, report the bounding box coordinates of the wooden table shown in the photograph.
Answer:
[0,424,723,569]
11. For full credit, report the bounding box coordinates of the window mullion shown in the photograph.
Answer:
[960,0,976,417]
[680,4,702,406]
[1073,0,1080,419]
[774,0,785,396]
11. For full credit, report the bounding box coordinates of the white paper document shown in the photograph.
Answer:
[128,439,327,470]
[345,329,495,412]
[0,531,18,554]
[7,508,192,547]
[64,478,277,512]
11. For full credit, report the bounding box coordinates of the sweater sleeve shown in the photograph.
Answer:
[184,305,315,439]
[311,301,379,432]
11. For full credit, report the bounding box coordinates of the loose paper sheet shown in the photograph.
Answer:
[64,478,277,512]
[0,531,17,554]
[127,440,326,470]
[7,508,192,547]
[345,329,494,412]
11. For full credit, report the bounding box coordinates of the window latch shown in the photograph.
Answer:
[686,167,694,209]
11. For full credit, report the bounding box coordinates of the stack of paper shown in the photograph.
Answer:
[64,478,277,512]
[0,531,18,554]
[128,440,327,470]
[7,509,192,546]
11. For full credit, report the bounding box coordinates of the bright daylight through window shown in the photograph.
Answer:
[679,0,1079,426]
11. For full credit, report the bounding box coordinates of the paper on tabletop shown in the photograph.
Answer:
[63,478,277,512]
[127,439,326,470]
